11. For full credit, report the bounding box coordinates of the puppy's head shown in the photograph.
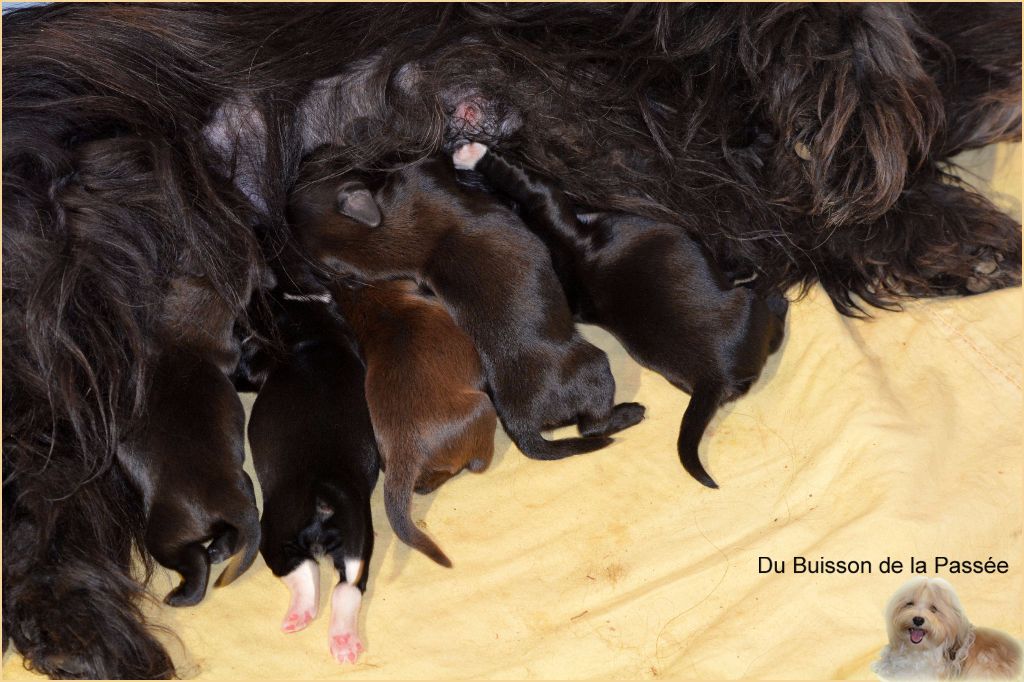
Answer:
[884,578,972,658]
[334,180,382,229]
[288,172,382,269]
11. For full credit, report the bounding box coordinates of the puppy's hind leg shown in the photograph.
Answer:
[206,523,238,565]
[212,485,262,589]
[578,402,646,438]
[148,518,211,607]
[325,488,373,664]
[280,559,321,633]
[161,544,211,607]
[327,557,367,665]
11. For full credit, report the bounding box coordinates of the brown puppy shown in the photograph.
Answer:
[332,279,496,567]
[117,270,262,606]
[287,150,644,462]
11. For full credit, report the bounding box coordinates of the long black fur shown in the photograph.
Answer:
[3,4,1020,677]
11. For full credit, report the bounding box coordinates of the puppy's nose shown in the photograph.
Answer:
[912,616,925,626]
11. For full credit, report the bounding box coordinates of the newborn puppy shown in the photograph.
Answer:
[332,279,496,568]
[245,281,379,665]
[117,273,261,606]
[287,150,644,461]
[455,143,788,488]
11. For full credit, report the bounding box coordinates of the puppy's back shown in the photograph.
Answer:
[249,299,379,493]
[335,281,489,427]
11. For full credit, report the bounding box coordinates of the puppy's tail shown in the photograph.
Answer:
[678,383,725,489]
[213,498,262,589]
[383,459,453,568]
[512,432,614,461]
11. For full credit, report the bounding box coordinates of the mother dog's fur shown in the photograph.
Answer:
[3,4,1020,677]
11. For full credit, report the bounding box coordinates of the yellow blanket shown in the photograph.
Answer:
[5,143,1020,680]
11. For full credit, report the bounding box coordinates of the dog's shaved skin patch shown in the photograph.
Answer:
[909,628,926,644]
[453,142,488,170]
[280,559,320,633]
[455,101,481,126]
[328,582,364,664]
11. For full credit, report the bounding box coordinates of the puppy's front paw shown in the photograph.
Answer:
[453,142,488,170]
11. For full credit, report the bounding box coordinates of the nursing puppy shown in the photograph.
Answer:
[245,281,379,665]
[455,143,787,488]
[287,150,644,461]
[332,279,496,568]
[117,273,261,606]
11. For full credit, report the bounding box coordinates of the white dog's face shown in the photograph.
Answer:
[884,578,969,652]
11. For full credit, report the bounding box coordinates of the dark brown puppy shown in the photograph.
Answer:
[287,151,645,461]
[243,282,379,665]
[116,272,261,606]
[456,143,788,488]
[332,279,496,568]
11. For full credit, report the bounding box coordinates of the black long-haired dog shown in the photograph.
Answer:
[3,4,1019,677]
[456,143,788,488]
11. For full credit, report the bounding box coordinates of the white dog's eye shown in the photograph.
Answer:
[905,601,914,607]
[930,606,939,614]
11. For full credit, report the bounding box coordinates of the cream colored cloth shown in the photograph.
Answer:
[4,144,1020,680]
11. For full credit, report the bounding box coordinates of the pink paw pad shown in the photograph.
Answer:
[281,610,314,633]
[329,631,364,664]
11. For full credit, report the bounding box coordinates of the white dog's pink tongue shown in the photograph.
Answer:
[909,628,926,644]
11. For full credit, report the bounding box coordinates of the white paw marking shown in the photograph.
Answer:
[344,557,364,586]
[452,142,488,170]
[328,582,364,664]
[280,559,320,633]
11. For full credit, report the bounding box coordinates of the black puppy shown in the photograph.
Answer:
[287,150,644,461]
[455,143,788,488]
[116,273,261,606]
[243,278,379,665]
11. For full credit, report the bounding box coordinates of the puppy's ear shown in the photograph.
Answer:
[336,182,381,228]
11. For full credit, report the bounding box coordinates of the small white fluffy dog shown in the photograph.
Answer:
[873,577,1022,680]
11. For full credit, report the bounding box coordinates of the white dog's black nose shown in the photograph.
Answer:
[912,617,925,626]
